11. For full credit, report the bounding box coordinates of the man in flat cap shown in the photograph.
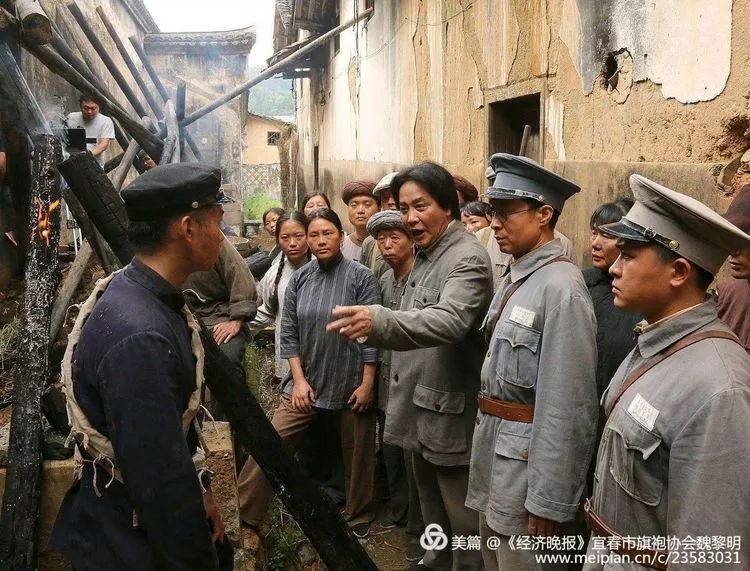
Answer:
[328,161,493,571]
[51,163,232,570]
[717,185,750,351]
[583,175,750,569]
[467,153,599,569]
[360,172,399,279]
[366,211,425,564]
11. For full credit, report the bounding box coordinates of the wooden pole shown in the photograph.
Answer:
[57,154,378,570]
[66,3,148,120]
[163,101,179,164]
[111,116,151,192]
[61,188,119,274]
[128,36,204,162]
[175,80,187,161]
[49,239,92,341]
[128,35,169,100]
[181,8,373,128]
[14,0,52,45]
[0,134,63,569]
[519,124,532,156]
[0,39,49,135]
[95,6,163,120]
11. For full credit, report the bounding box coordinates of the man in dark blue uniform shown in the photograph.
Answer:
[51,163,232,570]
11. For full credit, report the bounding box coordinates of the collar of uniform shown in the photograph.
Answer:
[634,299,717,359]
[126,257,186,313]
[416,219,461,262]
[509,238,564,282]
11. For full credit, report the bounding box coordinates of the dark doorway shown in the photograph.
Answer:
[488,94,541,161]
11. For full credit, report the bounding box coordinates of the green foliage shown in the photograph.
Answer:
[247,65,295,117]
[244,194,282,220]
[265,499,307,571]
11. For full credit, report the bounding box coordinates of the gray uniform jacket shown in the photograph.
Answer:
[584,301,750,569]
[466,239,598,535]
[367,222,493,466]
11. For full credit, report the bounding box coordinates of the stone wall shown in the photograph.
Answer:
[291,0,749,261]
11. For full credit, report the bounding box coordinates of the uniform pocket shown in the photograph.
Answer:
[413,286,440,309]
[413,384,466,453]
[494,322,541,388]
[494,420,532,461]
[489,420,531,517]
[607,411,664,506]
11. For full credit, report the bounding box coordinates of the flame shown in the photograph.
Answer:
[34,198,60,246]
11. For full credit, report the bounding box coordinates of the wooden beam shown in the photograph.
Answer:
[0,134,63,570]
[294,18,327,31]
[128,36,204,162]
[0,38,49,134]
[67,3,148,119]
[181,8,373,128]
[50,239,92,342]
[15,0,52,45]
[95,6,163,120]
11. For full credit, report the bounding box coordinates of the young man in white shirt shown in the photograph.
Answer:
[66,95,115,167]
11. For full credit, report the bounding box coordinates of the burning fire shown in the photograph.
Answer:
[35,197,61,246]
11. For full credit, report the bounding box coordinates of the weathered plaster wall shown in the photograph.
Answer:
[293,0,750,261]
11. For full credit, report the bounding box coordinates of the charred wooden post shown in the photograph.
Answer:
[0,134,63,569]
[57,153,131,266]
[60,162,378,569]
[128,36,204,162]
[14,0,52,45]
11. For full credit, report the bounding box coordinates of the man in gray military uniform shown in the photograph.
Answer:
[583,175,750,569]
[328,161,493,570]
[466,153,599,570]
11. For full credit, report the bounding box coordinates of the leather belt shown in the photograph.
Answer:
[477,395,534,423]
[583,499,669,570]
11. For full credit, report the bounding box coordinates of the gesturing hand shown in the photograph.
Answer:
[326,305,372,341]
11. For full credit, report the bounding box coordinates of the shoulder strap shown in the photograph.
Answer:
[605,330,741,418]
[489,255,575,335]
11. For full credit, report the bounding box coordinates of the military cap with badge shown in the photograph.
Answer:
[601,174,750,275]
[486,153,581,212]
